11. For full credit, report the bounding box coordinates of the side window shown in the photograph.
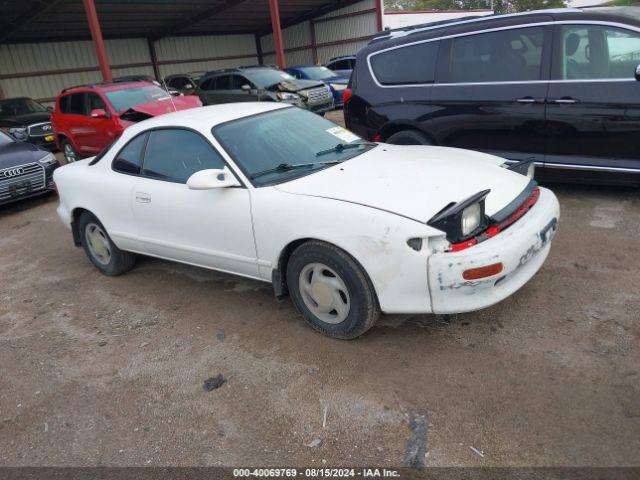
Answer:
[87,93,107,114]
[326,61,336,70]
[167,78,179,88]
[214,75,231,90]
[142,129,226,183]
[230,75,249,89]
[448,27,545,83]
[69,93,85,115]
[113,133,148,175]
[371,42,439,85]
[199,78,213,91]
[558,25,640,80]
[347,59,356,69]
[59,95,70,113]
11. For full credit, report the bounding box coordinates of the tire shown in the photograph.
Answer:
[61,138,79,163]
[286,241,380,340]
[386,129,433,146]
[78,211,135,276]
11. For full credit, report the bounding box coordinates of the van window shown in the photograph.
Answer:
[370,42,439,85]
[448,27,545,83]
[557,25,640,80]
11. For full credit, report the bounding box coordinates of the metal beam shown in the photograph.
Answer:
[147,39,161,81]
[268,0,286,68]
[0,0,65,43]
[151,0,250,40]
[255,34,264,65]
[82,0,112,81]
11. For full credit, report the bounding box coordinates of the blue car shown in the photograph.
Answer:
[283,65,349,106]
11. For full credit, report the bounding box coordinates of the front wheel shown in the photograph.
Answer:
[61,139,79,163]
[286,241,380,339]
[78,212,135,276]
[387,130,433,146]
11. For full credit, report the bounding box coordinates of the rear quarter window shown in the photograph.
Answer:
[370,42,439,85]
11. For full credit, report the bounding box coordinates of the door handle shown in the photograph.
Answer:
[550,97,579,104]
[135,192,151,203]
[516,96,539,104]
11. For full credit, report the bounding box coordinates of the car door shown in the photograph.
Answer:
[66,92,92,154]
[228,74,259,103]
[545,23,640,174]
[83,92,114,154]
[429,24,552,165]
[208,75,235,105]
[131,127,258,277]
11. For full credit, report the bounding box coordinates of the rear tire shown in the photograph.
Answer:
[286,241,380,340]
[387,130,433,145]
[61,139,79,163]
[78,212,135,276]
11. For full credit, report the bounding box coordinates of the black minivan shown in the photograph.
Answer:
[344,7,640,185]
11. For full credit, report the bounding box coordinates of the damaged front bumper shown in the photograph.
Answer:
[427,186,560,314]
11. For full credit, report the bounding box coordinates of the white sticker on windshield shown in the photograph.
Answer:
[326,127,360,144]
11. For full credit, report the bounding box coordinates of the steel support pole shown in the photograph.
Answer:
[82,0,112,81]
[268,0,286,68]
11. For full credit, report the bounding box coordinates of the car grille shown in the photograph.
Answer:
[28,122,53,137]
[306,86,332,105]
[0,163,45,201]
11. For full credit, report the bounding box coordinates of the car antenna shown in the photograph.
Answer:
[160,77,178,112]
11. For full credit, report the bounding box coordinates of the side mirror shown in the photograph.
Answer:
[187,167,241,190]
[90,108,108,118]
[635,64,640,81]
[241,84,252,92]
[46,106,54,112]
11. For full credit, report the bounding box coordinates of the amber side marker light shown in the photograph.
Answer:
[462,262,504,280]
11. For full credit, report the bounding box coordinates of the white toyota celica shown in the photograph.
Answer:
[54,103,559,339]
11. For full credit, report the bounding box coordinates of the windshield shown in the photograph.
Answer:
[0,98,47,120]
[246,69,296,88]
[213,107,375,186]
[104,85,171,113]
[0,130,15,145]
[299,66,337,81]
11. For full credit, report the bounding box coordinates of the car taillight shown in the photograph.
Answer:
[342,88,352,103]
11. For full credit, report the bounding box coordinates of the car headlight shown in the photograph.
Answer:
[330,83,347,91]
[461,202,482,237]
[38,152,57,166]
[276,92,300,101]
[9,127,28,141]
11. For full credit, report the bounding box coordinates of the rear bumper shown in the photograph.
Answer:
[427,186,560,314]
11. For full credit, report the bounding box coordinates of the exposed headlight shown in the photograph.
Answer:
[38,152,57,166]
[330,83,347,91]
[276,92,300,101]
[461,202,482,237]
[9,127,28,141]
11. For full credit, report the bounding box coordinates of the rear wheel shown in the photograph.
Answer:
[61,139,79,163]
[286,241,379,339]
[387,130,433,146]
[78,212,135,276]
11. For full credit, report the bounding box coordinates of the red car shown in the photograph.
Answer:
[52,81,202,163]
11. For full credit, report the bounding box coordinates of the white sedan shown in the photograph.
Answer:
[54,103,559,339]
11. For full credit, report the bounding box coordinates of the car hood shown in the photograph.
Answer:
[267,79,325,93]
[0,111,51,127]
[275,144,531,224]
[0,141,50,168]
[120,95,202,120]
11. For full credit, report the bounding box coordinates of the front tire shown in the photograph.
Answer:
[78,212,135,276]
[286,241,380,339]
[61,139,79,163]
[387,130,433,145]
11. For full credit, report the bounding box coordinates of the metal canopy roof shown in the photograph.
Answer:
[0,0,364,44]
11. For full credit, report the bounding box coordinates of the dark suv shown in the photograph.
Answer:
[344,7,640,185]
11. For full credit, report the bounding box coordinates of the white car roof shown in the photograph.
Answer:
[124,102,290,137]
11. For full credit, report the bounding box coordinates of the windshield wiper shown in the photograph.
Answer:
[315,142,375,157]
[250,161,342,180]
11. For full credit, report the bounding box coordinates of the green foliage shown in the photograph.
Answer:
[384,0,567,13]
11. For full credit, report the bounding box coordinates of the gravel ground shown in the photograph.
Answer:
[0,111,638,467]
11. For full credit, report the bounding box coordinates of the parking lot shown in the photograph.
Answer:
[1,109,638,467]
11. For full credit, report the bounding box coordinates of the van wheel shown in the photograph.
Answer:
[387,130,433,145]
[78,212,135,276]
[61,139,79,163]
[286,241,380,340]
